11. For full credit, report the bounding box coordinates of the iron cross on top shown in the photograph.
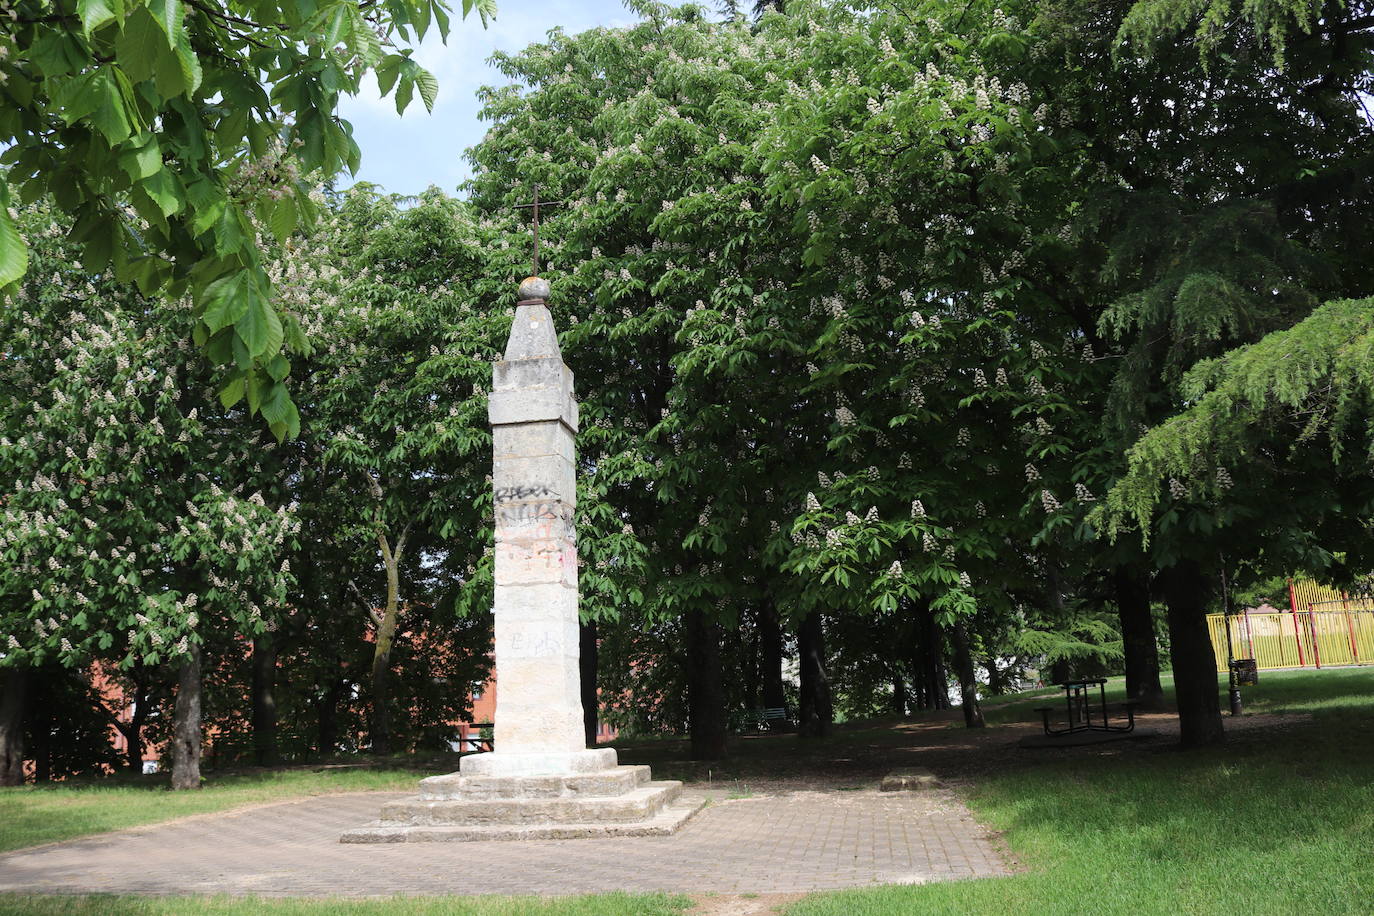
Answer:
[513,183,565,277]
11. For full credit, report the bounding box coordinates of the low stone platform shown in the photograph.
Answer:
[880,768,940,791]
[341,790,706,842]
[341,754,706,843]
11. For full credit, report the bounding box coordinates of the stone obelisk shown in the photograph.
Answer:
[463,275,611,777]
[341,277,702,842]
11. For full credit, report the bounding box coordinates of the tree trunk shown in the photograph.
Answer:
[316,673,346,756]
[369,530,406,757]
[759,600,786,712]
[797,610,833,738]
[950,622,986,728]
[908,600,949,710]
[1161,558,1225,748]
[580,618,599,747]
[1114,565,1165,709]
[171,645,203,790]
[251,633,280,766]
[124,669,152,773]
[0,667,29,786]
[686,607,727,760]
[30,672,51,782]
[891,671,907,716]
[742,614,760,714]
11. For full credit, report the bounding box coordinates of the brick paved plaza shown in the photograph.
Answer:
[0,787,1007,897]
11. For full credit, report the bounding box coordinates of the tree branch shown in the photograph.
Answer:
[348,579,384,628]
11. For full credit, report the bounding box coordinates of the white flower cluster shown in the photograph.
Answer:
[911,499,925,518]
[1074,483,1095,502]
[1169,478,1187,499]
[1041,490,1060,512]
[1216,467,1233,490]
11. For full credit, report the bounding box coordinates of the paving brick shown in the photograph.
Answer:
[0,787,1008,896]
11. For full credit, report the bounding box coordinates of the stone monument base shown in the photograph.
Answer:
[340,750,705,843]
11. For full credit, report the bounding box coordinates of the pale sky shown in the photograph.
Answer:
[338,0,637,197]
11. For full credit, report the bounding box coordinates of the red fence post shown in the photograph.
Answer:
[1309,608,1322,669]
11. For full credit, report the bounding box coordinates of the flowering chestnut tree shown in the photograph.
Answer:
[0,203,297,787]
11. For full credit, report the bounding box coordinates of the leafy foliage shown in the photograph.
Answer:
[0,0,493,436]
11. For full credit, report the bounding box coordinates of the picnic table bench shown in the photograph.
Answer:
[456,723,494,752]
[1033,678,1137,737]
[740,706,796,733]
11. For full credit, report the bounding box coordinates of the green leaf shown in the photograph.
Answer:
[115,8,166,82]
[144,0,185,44]
[0,182,28,288]
[347,6,383,65]
[53,67,136,142]
[117,133,162,180]
[245,368,268,412]
[267,194,297,243]
[140,168,183,217]
[78,0,120,37]
[201,270,255,332]
[265,354,291,382]
[184,179,226,236]
[235,284,284,358]
[218,375,246,408]
[375,55,404,96]
[172,27,203,94]
[260,381,292,424]
[414,66,439,113]
[28,31,90,77]
[394,73,415,115]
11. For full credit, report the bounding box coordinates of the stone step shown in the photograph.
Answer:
[374,781,683,827]
[418,765,651,801]
[341,793,706,844]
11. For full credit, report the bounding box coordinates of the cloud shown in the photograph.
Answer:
[337,0,634,196]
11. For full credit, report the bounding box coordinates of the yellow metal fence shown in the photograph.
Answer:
[1208,607,1374,672]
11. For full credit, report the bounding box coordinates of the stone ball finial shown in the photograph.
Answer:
[518,276,550,302]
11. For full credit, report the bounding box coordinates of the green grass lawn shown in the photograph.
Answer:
[0,766,420,853]
[788,667,1374,915]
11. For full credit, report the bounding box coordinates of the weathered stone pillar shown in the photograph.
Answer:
[461,276,612,777]
[340,277,701,841]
